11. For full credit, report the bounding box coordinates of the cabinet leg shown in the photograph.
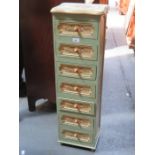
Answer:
[28,97,36,112]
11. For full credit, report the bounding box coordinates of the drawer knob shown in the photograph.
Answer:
[74,119,78,123]
[74,119,81,126]
[73,68,79,73]
[74,48,82,57]
[73,86,81,94]
[74,47,79,52]
[73,86,79,91]
[73,104,81,111]
[73,133,78,137]
[73,103,78,108]
[74,26,80,32]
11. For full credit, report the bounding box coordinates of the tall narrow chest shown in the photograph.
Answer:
[51,3,108,150]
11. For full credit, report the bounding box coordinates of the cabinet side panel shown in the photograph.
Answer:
[96,14,106,134]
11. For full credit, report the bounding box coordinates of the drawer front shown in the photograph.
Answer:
[57,62,97,80]
[56,42,98,60]
[57,78,96,99]
[56,20,98,39]
[59,112,94,130]
[58,98,95,115]
[60,128,93,144]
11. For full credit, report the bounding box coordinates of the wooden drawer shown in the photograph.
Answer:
[59,112,94,130]
[56,61,97,80]
[56,42,98,61]
[58,98,95,115]
[60,128,93,144]
[57,78,96,99]
[56,20,98,39]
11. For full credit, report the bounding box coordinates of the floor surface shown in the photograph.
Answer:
[19,1,135,155]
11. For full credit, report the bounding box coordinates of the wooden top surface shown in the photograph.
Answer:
[50,3,108,15]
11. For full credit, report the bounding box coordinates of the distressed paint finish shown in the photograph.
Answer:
[51,3,108,150]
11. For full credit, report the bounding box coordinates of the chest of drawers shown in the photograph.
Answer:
[51,3,108,150]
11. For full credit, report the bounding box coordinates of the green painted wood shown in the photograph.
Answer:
[56,61,97,80]
[57,97,96,116]
[54,13,100,22]
[55,57,98,67]
[56,36,99,45]
[58,139,97,150]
